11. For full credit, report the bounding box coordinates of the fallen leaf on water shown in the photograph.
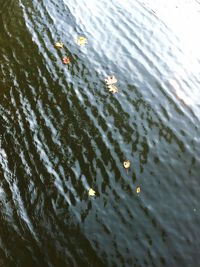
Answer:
[123,160,130,169]
[108,85,118,94]
[77,36,87,46]
[136,186,141,194]
[88,188,96,196]
[55,42,64,48]
[105,75,117,85]
[62,56,71,64]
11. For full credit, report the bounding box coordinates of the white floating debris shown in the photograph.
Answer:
[108,84,118,94]
[105,75,118,85]
[88,188,96,196]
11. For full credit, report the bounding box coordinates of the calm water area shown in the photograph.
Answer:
[0,0,200,266]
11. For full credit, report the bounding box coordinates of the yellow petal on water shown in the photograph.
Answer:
[88,188,96,196]
[105,75,118,85]
[136,186,141,194]
[108,85,118,94]
[55,42,64,48]
[123,160,130,169]
[77,36,87,46]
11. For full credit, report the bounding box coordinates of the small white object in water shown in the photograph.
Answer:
[88,188,96,196]
[105,75,117,85]
[55,42,64,48]
[123,160,130,169]
[136,186,141,194]
[77,36,87,46]
[108,84,118,94]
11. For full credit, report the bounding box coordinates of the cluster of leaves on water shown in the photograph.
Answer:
[104,75,142,193]
[54,37,141,197]
[54,36,87,65]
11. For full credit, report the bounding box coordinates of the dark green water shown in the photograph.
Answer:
[0,0,200,266]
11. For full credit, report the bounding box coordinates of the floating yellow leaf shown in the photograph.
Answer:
[108,85,118,94]
[77,36,87,46]
[55,42,64,48]
[136,186,141,194]
[105,75,117,85]
[123,160,130,169]
[88,188,96,196]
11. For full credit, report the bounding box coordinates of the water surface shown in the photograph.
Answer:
[0,0,200,266]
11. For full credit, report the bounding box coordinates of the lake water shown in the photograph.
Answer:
[0,0,200,266]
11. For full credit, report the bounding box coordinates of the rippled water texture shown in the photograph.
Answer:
[0,0,200,266]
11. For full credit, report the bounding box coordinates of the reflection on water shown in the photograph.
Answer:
[0,0,200,266]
